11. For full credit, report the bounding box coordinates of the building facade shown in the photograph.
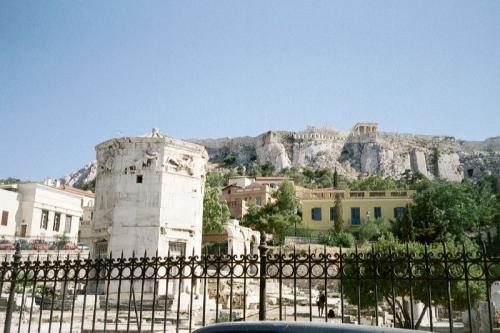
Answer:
[300,189,414,234]
[222,176,289,219]
[0,182,94,243]
[0,188,22,238]
[221,183,274,219]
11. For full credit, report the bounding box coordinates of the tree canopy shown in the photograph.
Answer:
[202,183,230,233]
[342,238,486,329]
[349,175,398,191]
[392,180,497,243]
[0,177,22,185]
[241,180,301,244]
[76,179,96,192]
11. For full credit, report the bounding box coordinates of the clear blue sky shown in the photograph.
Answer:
[1,1,499,180]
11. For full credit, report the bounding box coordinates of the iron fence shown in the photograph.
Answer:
[1,234,499,333]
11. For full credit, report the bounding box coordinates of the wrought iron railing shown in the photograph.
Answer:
[1,234,499,333]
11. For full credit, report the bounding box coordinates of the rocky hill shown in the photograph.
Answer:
[63,123,500,187]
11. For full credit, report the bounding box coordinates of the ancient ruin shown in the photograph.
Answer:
[64,123,500,186]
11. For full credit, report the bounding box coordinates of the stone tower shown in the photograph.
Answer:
[92,129,208,259]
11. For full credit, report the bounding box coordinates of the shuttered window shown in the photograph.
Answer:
[330,207,337,221]
[1,211,8,226]
[351,207,361,225]
[311,208,322,221]
[394,207,405,219]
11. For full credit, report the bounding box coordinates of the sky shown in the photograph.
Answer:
[1,1,499,181]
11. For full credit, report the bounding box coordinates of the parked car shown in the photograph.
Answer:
[64,243,77,250]
[16,239,31,250]
[48,241,58,250]
[77,244,90,252]
[193,322,418,333]
[31,240,49,251]
[0,239,15,250]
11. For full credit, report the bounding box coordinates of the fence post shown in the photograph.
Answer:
[258,231,268,321]
[4,243,21,333]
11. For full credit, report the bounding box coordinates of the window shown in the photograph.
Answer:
[374,207,382,219]
[1,211,8,226]
[95,241,108,258]
[169,242,186,257]
[311,208,322,221]
[40,210,49,230]
[351,207,361,225]
[330,207,337,221]
[255,196,262,206]
[64,215,72,233]
[394,207,405,219]
[136,175,143,183]
[53,213,61,231]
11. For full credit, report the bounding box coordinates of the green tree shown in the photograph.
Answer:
[56,234,69,250]
[333,193,344,233]
[480,174,500,195]
[246,162,262,177]
[206,172,229,188]
[399,170,427,189]
[236,165,245,176]
[359,217,388,242]
[203,183,230,233]
[319,230,355,247]
[342,238,485,329]
[223,153,236,166]
[392,204,415,242]
[315,168,333,188]
[260,161,276,177]
[487,195,500,255]
[432,147,440,174]
[401,181,482,243]
[0,177,22,184]
[349,175,398,191]
[246,160,277,177]
[77,179,96,192]
[241,181,301,244]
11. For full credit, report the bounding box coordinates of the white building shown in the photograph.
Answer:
[0,182,94,243]
[92,129,208,259]
[0,188,22,238]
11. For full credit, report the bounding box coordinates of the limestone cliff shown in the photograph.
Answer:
[64,125,500,186]
[63,161,97,187]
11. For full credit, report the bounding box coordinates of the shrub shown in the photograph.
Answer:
[320,231,355,247]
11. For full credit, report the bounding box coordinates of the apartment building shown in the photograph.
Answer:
[222,176,291,219]
[0,188,22,238]
[0,182,94,242]
[221,182,274,219]
[300,188,414,234]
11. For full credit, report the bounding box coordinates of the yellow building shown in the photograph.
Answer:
[299,188,414,235]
